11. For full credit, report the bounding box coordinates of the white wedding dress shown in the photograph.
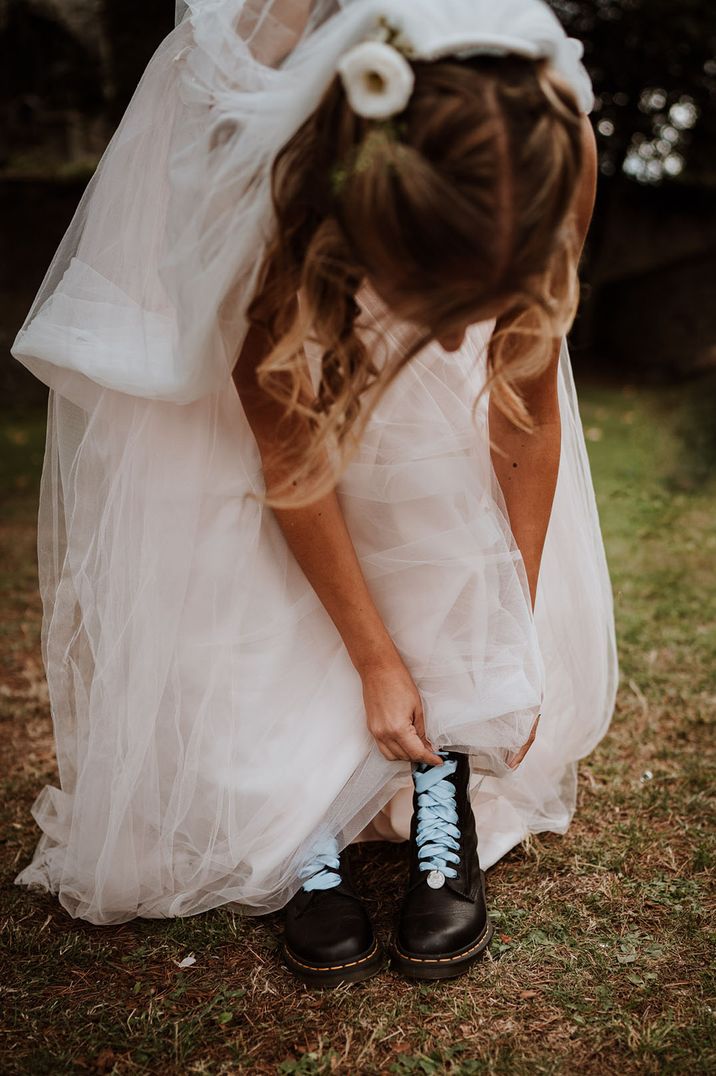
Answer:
[11,0,618,925]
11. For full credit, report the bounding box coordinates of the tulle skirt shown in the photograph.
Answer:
[13,299,617,924]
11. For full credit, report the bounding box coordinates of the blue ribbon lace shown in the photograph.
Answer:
[413,751,461,878]
[298,834,342,892]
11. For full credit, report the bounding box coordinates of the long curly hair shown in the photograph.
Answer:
[244,53,585,507]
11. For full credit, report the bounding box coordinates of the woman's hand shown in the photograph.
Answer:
[504,712,541,770]
[360,657,444,766]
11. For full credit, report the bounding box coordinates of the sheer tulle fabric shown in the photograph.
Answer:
[11,0,617,924]
[14,310,617,923]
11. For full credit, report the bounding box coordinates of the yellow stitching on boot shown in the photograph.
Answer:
[395,918,491,964]
[284,942,378,977]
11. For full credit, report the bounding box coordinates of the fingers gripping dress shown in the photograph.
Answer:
[11,0,618,924]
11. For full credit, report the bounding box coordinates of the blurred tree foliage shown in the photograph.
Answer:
[548,0,716,187]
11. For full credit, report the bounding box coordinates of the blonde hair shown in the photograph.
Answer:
[246,54,584,507]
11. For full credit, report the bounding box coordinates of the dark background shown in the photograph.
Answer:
[1,0,715,406]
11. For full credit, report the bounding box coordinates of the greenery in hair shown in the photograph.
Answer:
[330,118,408,195]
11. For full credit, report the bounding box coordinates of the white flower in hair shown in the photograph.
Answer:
[337,41,415,120]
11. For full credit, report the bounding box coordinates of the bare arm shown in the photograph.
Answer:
[489,114,597,606]
[489,115,597,765]
[488,342,563,608]
[233,318,443,765]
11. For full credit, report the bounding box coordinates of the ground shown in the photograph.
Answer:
[0,379,714,1075]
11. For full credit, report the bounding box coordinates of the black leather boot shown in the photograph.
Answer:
[393,749,493,979]
[283,834,386,987]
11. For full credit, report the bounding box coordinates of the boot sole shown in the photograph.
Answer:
[282,937,387,988]
[391,913,493,980]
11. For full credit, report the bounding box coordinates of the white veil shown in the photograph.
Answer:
[11,0,617,924]
[13,0,594,408]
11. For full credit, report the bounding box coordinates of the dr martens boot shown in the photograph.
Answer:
[283,834,385,987]
[393,749,493,979]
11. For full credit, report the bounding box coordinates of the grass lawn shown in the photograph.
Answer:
[0,380,714,1075]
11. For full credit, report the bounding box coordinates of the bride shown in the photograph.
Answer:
[12,0,617,985]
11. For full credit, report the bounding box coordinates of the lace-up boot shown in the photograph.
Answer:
[393,749,492,979]
[283,834,385,986]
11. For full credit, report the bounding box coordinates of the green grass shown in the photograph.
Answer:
[0,381,714,1075]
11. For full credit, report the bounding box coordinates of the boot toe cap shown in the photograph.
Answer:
[285,895,375,966]
[397,896,488,958]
